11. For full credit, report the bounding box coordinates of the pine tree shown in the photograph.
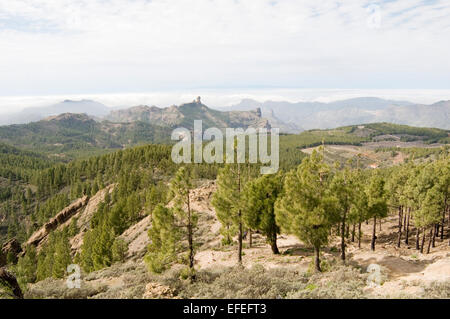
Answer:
[242,173,283,254]
[112,238,128,263]
[52,231,72,278]
[15,246,37,288]
[144,204,180,273]
[386,165,409,247]
[212,163,249,264]
[330,166,355,261]
[168,167,198,278]
[91,223,114,270]
[348,169,370,249]
[275,149,337,272]
[366,172,388,251]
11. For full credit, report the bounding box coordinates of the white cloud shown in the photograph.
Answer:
[0,0,449,99]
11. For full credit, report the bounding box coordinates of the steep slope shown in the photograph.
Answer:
[22,185,115,255]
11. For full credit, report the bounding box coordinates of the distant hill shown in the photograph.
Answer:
[0,100,110,125]
[0,142,54,182]
[224,97,450,130]
[104,97,271,130]
[0,113,172,159]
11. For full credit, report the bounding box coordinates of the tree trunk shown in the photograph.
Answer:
[415,227,420,250]
[441,209,446,241]
[341,210,346,261]
[314,246,321,272]
[426,227,434,254]
[432,224,437,248]
[371,216,377,251]
[351,224,356,242]
[379,218,382,231]
[270,232,279,254]
[397,206,403,248]
[249,229,252,248]
[358,222,362,249]
[405,208,410,245]
[403,209,407,232]
[237,163,243,265]
[238,213,243,264]
[187,191,195,281]
[420,227,426,254]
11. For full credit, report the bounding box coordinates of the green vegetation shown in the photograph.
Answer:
[279,122,449,152]
[275,149,338,271]
[0,121,449,298]
[212,163,252,263]
[242,173,283,254]
[0,114,172,159]
[145,167,198,279]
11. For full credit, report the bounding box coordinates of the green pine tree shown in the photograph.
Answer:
[242,173,283,254]
[275,149,338,272]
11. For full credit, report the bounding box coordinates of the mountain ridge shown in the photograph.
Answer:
[104,97,270,130]
[224,97,450,131]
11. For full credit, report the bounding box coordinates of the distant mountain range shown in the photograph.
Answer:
[0,100,110,125]
[0,97,270,157]
[1,96,449,133]
[223,97,450,131]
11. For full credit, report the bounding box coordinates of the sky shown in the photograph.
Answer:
[0,0,450,111]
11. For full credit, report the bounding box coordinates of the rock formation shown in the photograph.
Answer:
[0,238,22,266]
[25,196,89,249]
[0,267,23,299]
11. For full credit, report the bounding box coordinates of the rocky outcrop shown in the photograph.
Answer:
[0,267,23,299]
[70,185,115,253]
[142,282,176,299]
[119,215,152,259]
[104,99,270,131]
[25,196,89,248]
[0,239,22,266]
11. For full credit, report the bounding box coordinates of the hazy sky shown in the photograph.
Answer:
[1,0,450,99]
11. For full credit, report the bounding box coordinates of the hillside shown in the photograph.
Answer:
[278,122,450,170]
[0,113,172,159]
[11,181,450,299]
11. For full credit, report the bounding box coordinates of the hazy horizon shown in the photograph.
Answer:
[1,88,450,115]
